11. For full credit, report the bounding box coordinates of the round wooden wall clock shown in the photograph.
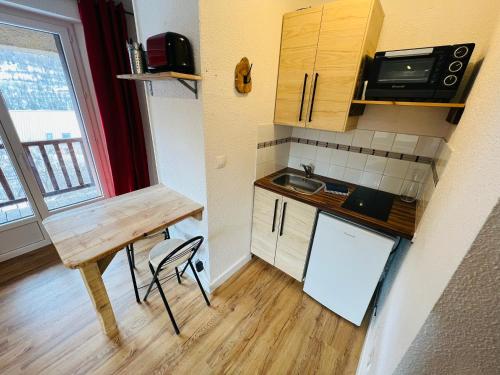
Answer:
[235,57,252,94]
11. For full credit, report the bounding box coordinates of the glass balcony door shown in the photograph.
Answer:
[0,119,48,260]
[0,22,102,213]
[0,8,106,259]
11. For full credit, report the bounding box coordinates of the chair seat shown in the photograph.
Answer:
[149,238,189,271]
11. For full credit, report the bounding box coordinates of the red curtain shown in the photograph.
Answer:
[78,0,150,195]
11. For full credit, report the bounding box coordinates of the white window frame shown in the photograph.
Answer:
[0,3,114,208]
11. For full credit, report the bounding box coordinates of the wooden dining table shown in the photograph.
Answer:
[42,184,203,337]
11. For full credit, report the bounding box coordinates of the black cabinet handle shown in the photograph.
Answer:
[271,199,279,232]
[298,73,308,121]
[308,73,319,122]
[279,202,287,236]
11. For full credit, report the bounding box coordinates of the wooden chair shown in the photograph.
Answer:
[142,235,210,334]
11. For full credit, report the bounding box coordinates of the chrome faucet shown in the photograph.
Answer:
[301,163,314,178]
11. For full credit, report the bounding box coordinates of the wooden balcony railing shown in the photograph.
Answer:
[0,138,95,208]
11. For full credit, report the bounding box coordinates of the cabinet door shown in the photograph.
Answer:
[250,187,282,265]
[274,197,316,281]
[274,6,322,127]
[307,0,383,131]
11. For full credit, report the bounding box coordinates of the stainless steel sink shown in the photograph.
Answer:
[271,173,325,195]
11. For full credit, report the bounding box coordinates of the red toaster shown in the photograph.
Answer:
[146,32,194,74]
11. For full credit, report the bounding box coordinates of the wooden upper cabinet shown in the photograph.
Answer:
[274,0,384,132]
[274,6,323,127]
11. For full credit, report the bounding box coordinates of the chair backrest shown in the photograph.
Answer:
[156,235,204,271]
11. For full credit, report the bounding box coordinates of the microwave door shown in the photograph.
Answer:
[376,57,436,84]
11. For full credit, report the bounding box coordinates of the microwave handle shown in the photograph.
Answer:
[384,47,434,58]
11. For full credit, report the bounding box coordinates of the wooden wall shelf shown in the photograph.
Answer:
[351,99,465,108]
[117,72,202,97]
[350,100,466,125]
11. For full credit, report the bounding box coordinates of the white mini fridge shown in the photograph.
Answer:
[304,212,396,326]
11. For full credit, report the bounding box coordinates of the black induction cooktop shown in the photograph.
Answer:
[341,186,395,222]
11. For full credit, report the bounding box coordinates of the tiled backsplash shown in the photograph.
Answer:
[256,126,443,197]
[416,140,452,227]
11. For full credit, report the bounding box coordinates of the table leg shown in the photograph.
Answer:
[79,262,118,337]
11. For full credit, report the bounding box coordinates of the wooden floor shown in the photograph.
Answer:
[0,237,368,374]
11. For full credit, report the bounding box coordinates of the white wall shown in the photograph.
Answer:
[394,201,500,374]
[131,0,210,281]
[0,0,80,21]
[198,0,324,286]
[357,17,500,375]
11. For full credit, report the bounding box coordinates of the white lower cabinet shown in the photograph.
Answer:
[250,186,316,281]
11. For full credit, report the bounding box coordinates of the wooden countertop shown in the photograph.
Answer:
[43,184,204,268]
[255,168,415,239]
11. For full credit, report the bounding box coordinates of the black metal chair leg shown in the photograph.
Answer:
[175,267,182,284]
[126,245,141,304]
[143,262,157,301]
[155,277,180,335]
[188,259,210,306]
[164,227,170,240]
[180,262,189,277]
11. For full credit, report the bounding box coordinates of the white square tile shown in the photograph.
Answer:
[276,143,290,165]
[391,134,419,154]
[263,147,274,162]
[365,155,387,174]
[302,144,317,160]
[401,180,423,200]
[414,136,442,158]
[335,130,354,146]
[379,175,403,195]
[274,125,293,140]
[384,159,410,178]
[360,171,382,189]
[305,128,319,140]
[315,147,332,163]
[256,162,267,179]
[352,130,374,148]
[256,148,265,164]
[346,152,368,170]
[330,149,349,166]
[288,156,301,169]
[371,131,396,151]
[343,168,363,184]
[314,161,330,176]
[405,162,431,182]
[328,165,345,180]
[257,125,274,143]
[292,127,307,138]
[318,130,337,144]
[435,141,452,179]
[300,158,314,168]
[292,143,308,158]
[289,142,302,157]
[257,161,278,179]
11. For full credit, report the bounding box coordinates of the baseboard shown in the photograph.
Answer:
[0,239,51,263]
[209,253,252,292]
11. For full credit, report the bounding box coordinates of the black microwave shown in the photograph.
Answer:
[365,43,475,102]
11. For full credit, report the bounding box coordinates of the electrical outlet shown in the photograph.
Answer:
[195,260,204,272]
